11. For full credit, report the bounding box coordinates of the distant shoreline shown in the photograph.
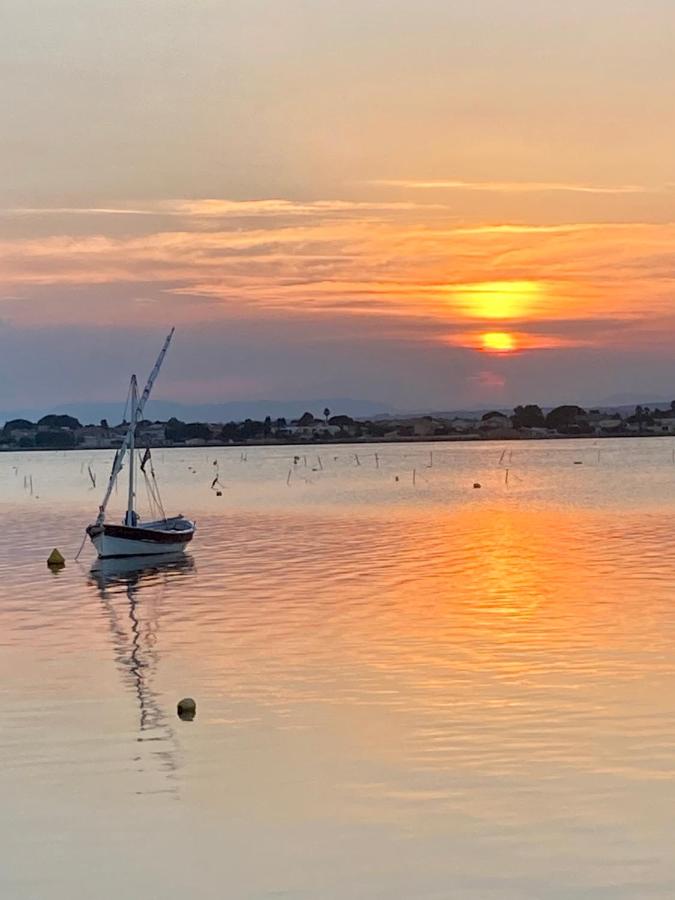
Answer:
[2,431,672,454]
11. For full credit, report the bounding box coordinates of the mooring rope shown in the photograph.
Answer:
[74,529,88,561]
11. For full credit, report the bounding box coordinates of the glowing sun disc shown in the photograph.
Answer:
[481,332,516,353]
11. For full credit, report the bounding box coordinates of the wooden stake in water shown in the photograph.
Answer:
[375,453,380,469]
[354,454,361,467]
[428,450,433,468]
[317,455,323,471]
[505,468,510,486]
[412,468,417,486]
[286,469,292,485]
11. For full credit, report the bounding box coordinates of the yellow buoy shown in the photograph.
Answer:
[47,548,65,568]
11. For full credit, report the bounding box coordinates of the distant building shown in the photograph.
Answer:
[328,415,359,437]
[654,417,675,434]
[449,417,479,433]
[412,417,435,437]
[136,422,167,445]
[78,426,109,449]
[593,418,624,435]
[7,427,35,442]
[289,415,341,439]
[480,412,513,430]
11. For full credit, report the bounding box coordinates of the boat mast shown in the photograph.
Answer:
[95,327,175,526]
[125,375,138,526]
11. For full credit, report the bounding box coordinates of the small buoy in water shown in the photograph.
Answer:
[394,476,399,482]
[177,698,196,721]
[473,482,481,489]
[47,548,65,568]
[574,461,583,465]
[216,490,222,497]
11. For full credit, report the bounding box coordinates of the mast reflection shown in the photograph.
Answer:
[88,553,195,793]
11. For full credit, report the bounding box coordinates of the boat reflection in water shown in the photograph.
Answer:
[88,553,196,794]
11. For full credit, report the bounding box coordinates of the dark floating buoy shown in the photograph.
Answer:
[177,698,196,721]
[216,490,222,497]
[47,548,65,568]
[473,482,481,489]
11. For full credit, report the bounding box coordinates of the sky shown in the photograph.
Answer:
[2,0,675,415]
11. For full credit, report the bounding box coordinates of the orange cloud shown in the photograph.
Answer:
[0,198,446,221]
[368,179,654,195]
[1,199,674,352]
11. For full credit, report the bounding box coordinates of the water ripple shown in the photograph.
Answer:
[4,440,675,897]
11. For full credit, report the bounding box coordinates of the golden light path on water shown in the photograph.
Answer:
[3,439,675,898]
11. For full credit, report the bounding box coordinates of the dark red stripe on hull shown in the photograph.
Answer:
[90,523,194,545]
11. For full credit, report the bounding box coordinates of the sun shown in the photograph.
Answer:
[481,331,516,353]
[450,280,543,320]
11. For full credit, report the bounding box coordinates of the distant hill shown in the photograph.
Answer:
[0,397,394,427]
[373,399,675,421]
[596,392,673,407]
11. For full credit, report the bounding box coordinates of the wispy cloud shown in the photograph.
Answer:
[1,198,675,352]
[0,198,446,220]
[0,206,161,217]
[165,198,445,217]
[368,179,656,195]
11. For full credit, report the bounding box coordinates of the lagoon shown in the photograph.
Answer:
[3,438,675,898]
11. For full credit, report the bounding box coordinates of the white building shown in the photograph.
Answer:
[654,417,675,434]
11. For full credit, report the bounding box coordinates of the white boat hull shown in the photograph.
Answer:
[87,518,195,559]
[89,532,190,558]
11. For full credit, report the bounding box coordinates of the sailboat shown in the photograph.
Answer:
[86,328,196,558]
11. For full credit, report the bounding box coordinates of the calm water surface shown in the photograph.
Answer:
[3,439,675,899]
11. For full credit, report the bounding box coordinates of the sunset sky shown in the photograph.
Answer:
[2,0,675,414]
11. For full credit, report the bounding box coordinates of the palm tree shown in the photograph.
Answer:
[635,405,643,434]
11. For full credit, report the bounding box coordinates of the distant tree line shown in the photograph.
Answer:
[1,415,83,448]
[6,401,675,450]
[511,404,591,433]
